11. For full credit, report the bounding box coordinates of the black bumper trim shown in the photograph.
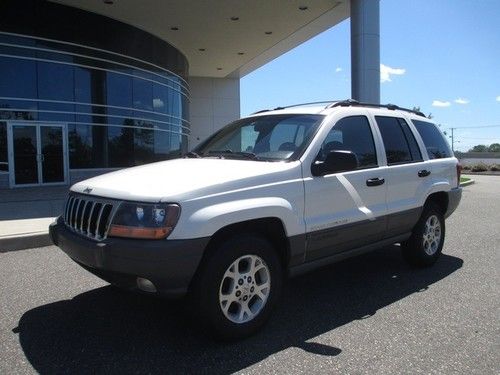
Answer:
[50,217,209,298]
[445,187,462,218]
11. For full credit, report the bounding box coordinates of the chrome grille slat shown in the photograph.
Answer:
[95,204,105,240]
[63,194,116,241]
[70,198,79,228]
[79,201,89,232]
[64,196,72,222]
[87,202,96,234]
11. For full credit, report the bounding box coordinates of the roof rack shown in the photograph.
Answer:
[327,99,426,117]
[251,101,341,115]
[251,99,426,117]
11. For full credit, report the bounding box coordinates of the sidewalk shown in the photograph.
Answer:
[0,186,67,252]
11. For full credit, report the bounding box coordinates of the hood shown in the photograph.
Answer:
[71,158,301,202]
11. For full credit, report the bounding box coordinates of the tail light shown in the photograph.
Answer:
[456,163,462,187]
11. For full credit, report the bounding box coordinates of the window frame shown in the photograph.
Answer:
[412,119,453,160]
[318,115,379,171]
[375,115,424,166]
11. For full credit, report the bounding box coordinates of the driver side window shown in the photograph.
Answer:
[319,116,378,169]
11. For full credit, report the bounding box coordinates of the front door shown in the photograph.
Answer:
[304,114,388,261]
[7,123,68,187]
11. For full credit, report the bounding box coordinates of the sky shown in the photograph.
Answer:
[240,0,500,152]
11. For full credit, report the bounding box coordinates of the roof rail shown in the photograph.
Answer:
[273,101,342,111]
[252,99,427,117]
[251,100,342,115]
[327,99,426,117]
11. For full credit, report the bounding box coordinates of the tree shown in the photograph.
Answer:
[488,143,500,152]
[469,144,488,152]
[412,106,433,119]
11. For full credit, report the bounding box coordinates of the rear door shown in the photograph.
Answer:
[372,114,431,238]
[303,113,387,261]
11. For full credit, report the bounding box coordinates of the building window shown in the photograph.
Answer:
[0,30,190,174]
[0,122,7,172]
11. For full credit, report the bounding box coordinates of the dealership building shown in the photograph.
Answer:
[0,0,380,189]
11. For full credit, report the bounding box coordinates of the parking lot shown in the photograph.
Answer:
[1,175,499,374]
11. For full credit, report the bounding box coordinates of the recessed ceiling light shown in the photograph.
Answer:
[265,31,273,35]
[170,27,179,31]
[230,16,239,21]
[103,0,113,4]
[238,52,245,55]
[299,6,308,10]
[198,48,206,52]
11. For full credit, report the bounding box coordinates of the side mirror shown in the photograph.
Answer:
[311,150,358,176]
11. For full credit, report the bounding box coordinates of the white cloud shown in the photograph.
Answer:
[335,67,342,73]
[380,63,405,83]
[432,100,451,107]
[153,98,164,109]
[496,96,500,102]
[454,98,469,104]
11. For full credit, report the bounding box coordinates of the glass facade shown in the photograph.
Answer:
[0,32,189,173]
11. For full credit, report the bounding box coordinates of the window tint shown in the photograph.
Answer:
[413,120,452,159]
[376,116,415,165]
[398,118,422,161]
[319,116,377,168]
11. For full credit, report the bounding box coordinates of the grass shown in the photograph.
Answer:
[460,177,471,183]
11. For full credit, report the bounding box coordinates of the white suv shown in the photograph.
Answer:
[50,100,462,339]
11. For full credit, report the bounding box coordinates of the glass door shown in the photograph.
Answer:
[7,123,68,187]
[40,125,65,184]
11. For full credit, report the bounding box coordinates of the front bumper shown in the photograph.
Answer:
[445,187,462,218]
[49,217,209,298]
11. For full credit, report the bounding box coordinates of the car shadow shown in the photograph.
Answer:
[16,246,462,374]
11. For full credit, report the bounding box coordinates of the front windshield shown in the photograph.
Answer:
[193,114,324,161]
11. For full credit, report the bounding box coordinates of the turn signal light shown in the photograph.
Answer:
[108,225,173,239]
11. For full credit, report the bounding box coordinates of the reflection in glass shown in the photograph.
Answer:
[68,124,93,168]
[0,40,190,172]
[0,122,8,171]
[13,125,38,184]
[41,126,64,183]
[133,77,153,111]
[37,62,74,100]
[0,57,37,98]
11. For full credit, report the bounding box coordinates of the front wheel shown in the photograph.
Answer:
[190,234,283,340]
[402,202,445,267]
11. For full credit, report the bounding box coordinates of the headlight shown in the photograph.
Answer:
[108,202,180,239]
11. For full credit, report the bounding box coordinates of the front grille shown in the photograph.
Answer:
[64,194,115,241]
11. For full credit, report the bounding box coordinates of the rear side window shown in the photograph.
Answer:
[375,116,421,165]
[412,120,452,159]
[319,116,377,169]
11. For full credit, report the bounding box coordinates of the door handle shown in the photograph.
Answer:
[418,169,431,177]
[366,177,385,187]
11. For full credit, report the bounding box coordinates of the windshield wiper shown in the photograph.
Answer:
[184,151,201,158]
[206,150,261,160]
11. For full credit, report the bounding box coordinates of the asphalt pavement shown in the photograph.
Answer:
[0,175,498,374]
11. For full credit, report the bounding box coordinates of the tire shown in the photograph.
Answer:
[190,234,283,340]
[402,202,445,267]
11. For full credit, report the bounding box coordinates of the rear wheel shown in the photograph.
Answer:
[191,234,283,340]
[402,202,445,267]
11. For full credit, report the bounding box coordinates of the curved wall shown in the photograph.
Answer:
[0,0,190,173]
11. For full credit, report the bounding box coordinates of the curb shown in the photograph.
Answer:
[461,172,500,176]
[0,232,52,253]
[460,179,475,187]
